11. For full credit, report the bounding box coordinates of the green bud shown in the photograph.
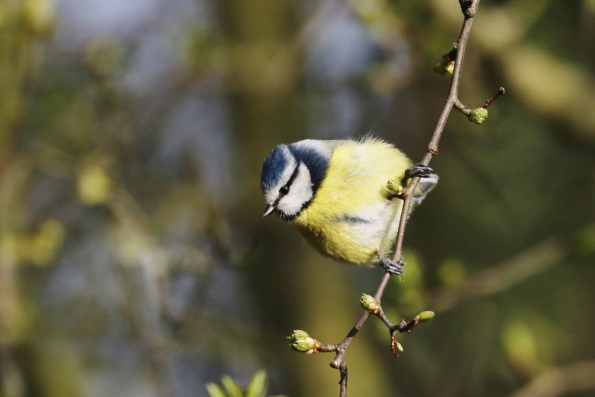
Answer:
[432,59,455,75]
[444,62,455,75]
[468,108,488,124]
[360,293,380,313]
[288,330,316,353]
[432,51,456,75]
[396,341,404,352]
[386,179,401,192]
[418,311,435,322]
[386,179,402,193]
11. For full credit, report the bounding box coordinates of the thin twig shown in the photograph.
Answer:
[329,2,483,396]
[508,360,595,397]
[483,87,506,108]
[430,236,565,313]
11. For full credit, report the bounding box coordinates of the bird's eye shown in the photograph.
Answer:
[279,185,289,196]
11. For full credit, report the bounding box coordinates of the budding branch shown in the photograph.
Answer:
[290,1,505,396]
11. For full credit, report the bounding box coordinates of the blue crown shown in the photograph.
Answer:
[261,143,330,194]
[261,145,289,192]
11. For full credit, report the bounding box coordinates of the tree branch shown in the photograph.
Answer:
[429,236,566,313]
[508,360,595,397]
[288,2,501,396]
[334,1,482,395]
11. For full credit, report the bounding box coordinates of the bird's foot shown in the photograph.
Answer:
[404,163,434,181]
[377,250,404,275]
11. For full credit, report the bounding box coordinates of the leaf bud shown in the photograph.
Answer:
[417,311,435,322]
[287,330,317,354]
[360,293,380,313]
[432,48,457,75]
[468,108,488,124]
[386,179,404,194]
[395,341,404,352]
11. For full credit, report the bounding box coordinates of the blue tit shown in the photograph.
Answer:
[260,136,438,274]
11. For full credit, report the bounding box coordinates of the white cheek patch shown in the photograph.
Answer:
[277,163,313,216]
[265,146,297,204]
[265,187,279,205]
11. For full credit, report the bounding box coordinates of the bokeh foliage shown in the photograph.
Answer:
[0,0,594,396]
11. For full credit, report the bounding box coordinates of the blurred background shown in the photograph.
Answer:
[1,0,594,396]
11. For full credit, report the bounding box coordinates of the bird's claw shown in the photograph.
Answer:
[376,250,404,275]
[404,163,434,181]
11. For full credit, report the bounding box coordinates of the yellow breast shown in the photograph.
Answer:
[292,137,412,264]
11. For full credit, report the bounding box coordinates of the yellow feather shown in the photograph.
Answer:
[292,137,412,265]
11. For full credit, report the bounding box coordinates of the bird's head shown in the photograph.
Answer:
[260,140,330,220]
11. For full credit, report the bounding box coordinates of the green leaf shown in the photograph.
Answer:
[205,383,227,397]
[221,375,244,397]
[245,370,268,397]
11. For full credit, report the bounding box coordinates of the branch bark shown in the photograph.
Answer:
[329,1,484,396]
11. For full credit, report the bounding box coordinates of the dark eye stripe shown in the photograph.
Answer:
[285,162,301,188]
[273,163,300,206]
[287,145,328,195]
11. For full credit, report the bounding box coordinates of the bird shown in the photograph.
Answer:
[260,136,438,275]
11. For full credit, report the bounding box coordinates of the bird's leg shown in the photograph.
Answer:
[376,250,404,275]
[403,163,435,185]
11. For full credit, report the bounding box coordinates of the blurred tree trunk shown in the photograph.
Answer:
[218,1,393,395]
[0,2,33,396]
